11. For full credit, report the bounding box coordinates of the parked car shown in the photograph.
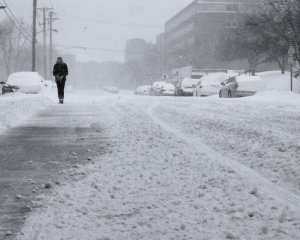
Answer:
[219,75,266,98]
[194,72,234,97]
[151,81,166,96]
[134,85,151,95]
[6,72,44,94]
[160,83,175,96]
[0,81,5,95]
[176,78,200,96]
[104,86,119,94]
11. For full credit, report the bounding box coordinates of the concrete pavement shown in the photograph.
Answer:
[0,103,110,240]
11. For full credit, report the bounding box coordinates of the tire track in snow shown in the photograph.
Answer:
[146,103,300,208]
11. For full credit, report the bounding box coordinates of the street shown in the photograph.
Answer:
[0,91,298,240]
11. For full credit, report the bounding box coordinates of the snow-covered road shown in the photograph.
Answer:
[16,91,300,240]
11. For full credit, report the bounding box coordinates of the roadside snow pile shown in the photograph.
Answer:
[258,71,300,93]
[236,75,266,92]
[0,93,51,134]
[253,90,300,104]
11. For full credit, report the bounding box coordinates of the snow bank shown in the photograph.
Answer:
[252,90,300,104]
[258,71,300,93]
[236,75,266,92]
[0,93,51,134]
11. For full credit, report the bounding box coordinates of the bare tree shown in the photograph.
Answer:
[246,11,289,74]
[267,0,300,65]
[0,18,30,76]
[217,21,268,76]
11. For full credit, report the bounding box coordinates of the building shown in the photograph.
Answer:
[124,38,147,63]
[163,0,261,74]
[156,32,166,74]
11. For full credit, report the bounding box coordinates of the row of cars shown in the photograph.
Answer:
[135,72,264,98]
[134,82,176,96]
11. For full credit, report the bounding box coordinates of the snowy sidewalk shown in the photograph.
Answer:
[0,100,114,240]
[17,93,300,240]
[0,93,51,135]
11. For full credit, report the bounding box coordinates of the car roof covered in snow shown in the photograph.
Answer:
[201,72,234,85]
[7,72,44,86]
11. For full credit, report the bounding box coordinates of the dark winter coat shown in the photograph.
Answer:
[53,63,69,81]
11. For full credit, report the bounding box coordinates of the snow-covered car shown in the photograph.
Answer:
[194,72,234,97]
[151,81,166,96]
[0,81,5,95]
[6,72,44,94]
[43,80,57,89]
[134,85,151,95]
[160,83,175,96]
[219,75,266,98]
[176,78,200,96]
[105,86,119,94]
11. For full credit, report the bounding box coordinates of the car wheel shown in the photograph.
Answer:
[228,91,232,98]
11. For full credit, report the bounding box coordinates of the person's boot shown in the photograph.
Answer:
[59,98,64,104]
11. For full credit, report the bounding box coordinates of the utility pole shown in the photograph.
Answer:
[288,46,295,92]
[49,10,53,80]
[48,11,58,81]
[43,7,47,79]
[32,0,37,72]
[37,7,52,80]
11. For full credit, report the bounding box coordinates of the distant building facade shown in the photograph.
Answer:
[124,38,147,63]
[163,0,261,74]
[156,32,166,74]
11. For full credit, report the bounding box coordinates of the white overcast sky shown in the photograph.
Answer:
[3,0,192,62]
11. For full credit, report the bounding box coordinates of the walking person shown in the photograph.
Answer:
[53,57,69,104]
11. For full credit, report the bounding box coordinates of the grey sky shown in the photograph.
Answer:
[4,0,192,62]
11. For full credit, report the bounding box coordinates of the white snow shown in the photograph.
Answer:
[258,71,300,93]
[201,72,235,85]
[0,92,51,135]
[7,72,45,94]
[236,75,266,92]
[16,89,300,240]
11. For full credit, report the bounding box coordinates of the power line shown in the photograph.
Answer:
[54,43,148,54]
[2,9,31,42]
[56,13,163,30]
[2,0,32,41]
[54,44,126,53]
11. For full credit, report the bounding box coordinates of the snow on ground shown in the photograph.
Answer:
[17,91,300,240]
[151,92,300,196]
[0,91,52,135]
[258,71,300,93]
